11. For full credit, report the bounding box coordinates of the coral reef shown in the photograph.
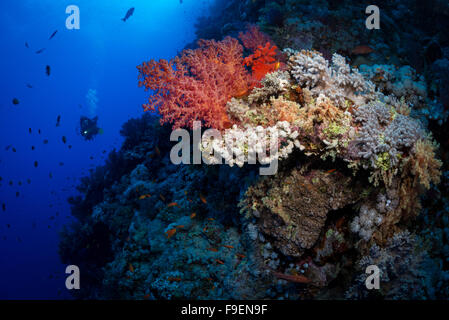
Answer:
[61,0,449,300]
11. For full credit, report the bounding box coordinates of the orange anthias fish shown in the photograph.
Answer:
[128,263,135,273]
[326,169,337,174]
[207,248,218,252]
[236,253,246,259]
[165,228,177,239]
[199,194,207,204]
[272,271,311,284]
[190,213,196,219]
[167,202,178,208]
[167,277,182,282]
[159,194,166,202]
[351,45,374,55]
[215,259,224,265]
[139,194,151,200]
[223,245,234,249]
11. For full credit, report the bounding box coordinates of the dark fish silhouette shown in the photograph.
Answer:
[12,98,19,105]
[31,146,35,150]
[49,30,58,40]
[122,7,135,22]
[26,84,33,88]
[43,139,49,144]
[34,161,38,168]
[25,42,29,48]
[2,203,5,212]
[46,65,51,76]
[62,136,67,144]
[35,48,45,54]
[56,115,61,127]
[29,128,32,134]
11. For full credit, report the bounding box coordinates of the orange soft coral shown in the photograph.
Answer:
[137,37,252,130]
[243,42,279,81]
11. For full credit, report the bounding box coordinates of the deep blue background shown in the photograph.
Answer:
[0,0,209,299]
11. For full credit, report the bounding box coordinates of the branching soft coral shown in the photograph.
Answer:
[137,37,252,130]
[408,138,442,189]
[238,25,274,52]
[244,42,279,81]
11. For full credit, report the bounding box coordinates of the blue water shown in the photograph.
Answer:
[0,0,209,299]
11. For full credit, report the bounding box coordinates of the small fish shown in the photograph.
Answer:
[190,213,196,219]
[49,172,53,179]
[215,259,224,265]
[167,277,182,282]
[139,194,151,200]
[199,194,207,204]
[128,263,135,273]
[207,218,215,221]
[207,248,218,252]
[351,45,374,55]
[38,129,41,134]
[25,42,29,48]
[62,136,67,144]
[34,161,38,168]
[223,245,234,249]
[165,228,177,239]
[122,7,135,22]
[26,84,33,88]
[56,115,61,127]
[12,148,16,153]
[43,139,49,144]
[236,253,246,259]
[35,48,45,54]
[167,202,178,208]
[272,271,311,284]
[143,294,151,300]
[16,191,20,197]
[159,194,166,202]
[28,128,32,134]
[326,169,337,174]
[68,145,72,149]
[31,146,35,150]
[46,65,51,76]
[12,98,19,105]
[155,146,161,157]
[2,203,5,212]
[49,30,58,40]
[176,225,185,229]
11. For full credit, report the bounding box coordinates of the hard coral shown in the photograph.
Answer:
[137,37,252,130]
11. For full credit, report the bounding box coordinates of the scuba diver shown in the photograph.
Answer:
[79,116,103,140]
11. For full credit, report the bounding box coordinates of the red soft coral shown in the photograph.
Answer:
[238,24,274,52]
[137,37,252,130]
[244,42,279,81]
